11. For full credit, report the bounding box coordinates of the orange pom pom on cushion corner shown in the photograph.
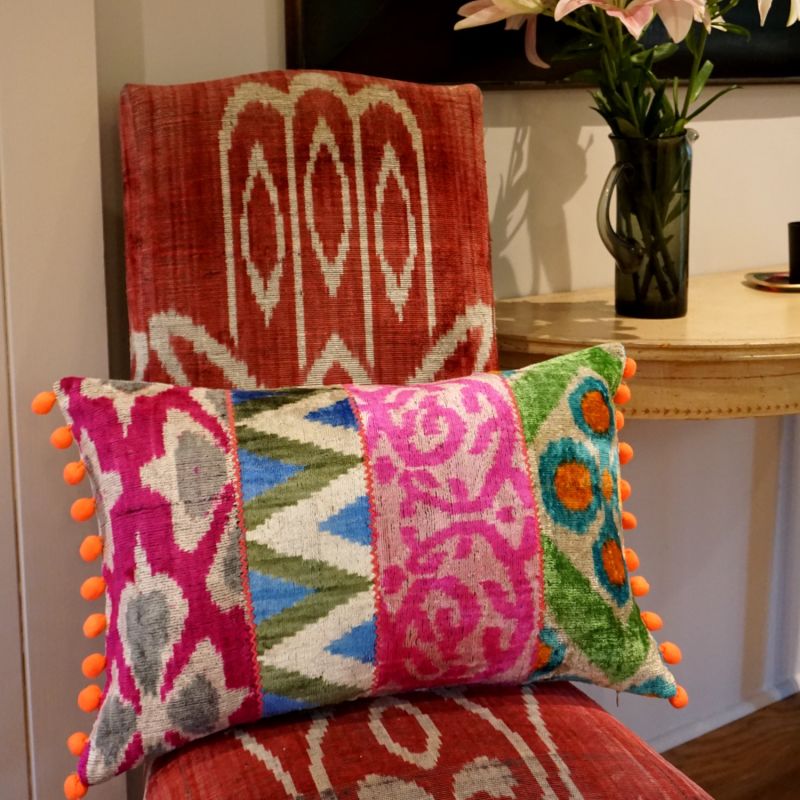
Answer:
[621,510,638,530]
[80,576,106,601]
[618,442,634,465]
[641,611,663,631]
[624,547,640,572]
[32,390,57,415]
[71,497,97,523]
[77,684,102,713]
[79,535,103,562]
[614,383,632,405]
[630,575,650,597]
[81,653,106,679]
[50,425,74,449]
[670,685,689,709]
[623,356,638,379]
[64,773,88,799]
[83,613,107,639]
[64,460,87,485]
[660,641,683,664]
[67,731,88,757]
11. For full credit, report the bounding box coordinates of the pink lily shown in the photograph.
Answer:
[554,0,658,40]
[555,0,707,42]
[455,0,551,67]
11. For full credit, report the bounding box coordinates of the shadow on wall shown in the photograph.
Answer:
[487,90,596,299]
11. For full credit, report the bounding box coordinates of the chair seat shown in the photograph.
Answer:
[146,683,709,799]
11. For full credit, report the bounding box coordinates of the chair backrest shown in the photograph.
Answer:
[121,70,497,389]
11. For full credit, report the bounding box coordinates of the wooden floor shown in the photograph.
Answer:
[662,693,800,800]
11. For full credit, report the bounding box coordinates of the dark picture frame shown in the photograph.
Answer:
[285,0,800,88]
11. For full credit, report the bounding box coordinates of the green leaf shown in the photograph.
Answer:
[651,42,679,63]
[615,118,641,138]
[689,59,714,104]
[684,24,702,58]
[718,22,751,38]
[643,84,666,137]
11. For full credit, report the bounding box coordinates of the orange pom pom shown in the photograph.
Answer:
[614,383,632,405]
[615,409,625,431]
[660,641,683,664]
[624,547,640,572]
[32,390,57,415]
[80,576,106,601]
[63,461,86,485]
[83,613,107,639]
[623,357,638,380]
[620,478,632,502]
[630,575,650,597]
[64,772,87,799]
[622,510,638,530]
[50,425,74,449]
[641,611,663,631]
[77,684,102,713]
[70,497,96,523]
[618,442,634,465]
[81,652,106,679]
[670,685,689,709]
[79,535,103,563]
[67,731,88,757]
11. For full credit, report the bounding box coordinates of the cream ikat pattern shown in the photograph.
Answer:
[122,71,497,390]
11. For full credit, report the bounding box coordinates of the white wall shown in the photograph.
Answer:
[484,84,800,298]
[0,2,118,798]
[12,3,796,799]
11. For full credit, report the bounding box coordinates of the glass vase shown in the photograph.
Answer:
[597,131,697,319]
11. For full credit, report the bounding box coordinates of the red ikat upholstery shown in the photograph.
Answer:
[120,70,705,800]
[147,684,710,799]
[121,70,497,389]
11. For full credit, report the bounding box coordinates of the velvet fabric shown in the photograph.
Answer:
[121,70,496,389]
[147,684,711,800]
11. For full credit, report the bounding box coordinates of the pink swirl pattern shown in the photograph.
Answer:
[349,375,542,693]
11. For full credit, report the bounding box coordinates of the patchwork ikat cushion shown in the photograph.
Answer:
[49,344,683,791]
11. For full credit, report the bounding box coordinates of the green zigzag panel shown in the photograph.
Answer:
[232,388,376,715]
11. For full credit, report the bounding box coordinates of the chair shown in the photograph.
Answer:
[117,69,709,799]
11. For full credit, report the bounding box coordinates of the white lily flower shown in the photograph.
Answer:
[654,0,707,43]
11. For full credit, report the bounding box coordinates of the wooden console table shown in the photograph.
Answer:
[495,269,800,420]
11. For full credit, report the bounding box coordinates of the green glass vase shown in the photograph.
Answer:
[597,131,697,319]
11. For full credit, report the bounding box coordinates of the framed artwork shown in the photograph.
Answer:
[285,0,800,88]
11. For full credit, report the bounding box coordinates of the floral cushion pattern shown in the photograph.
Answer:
[120,70,497,389]
[55,344,676,788]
